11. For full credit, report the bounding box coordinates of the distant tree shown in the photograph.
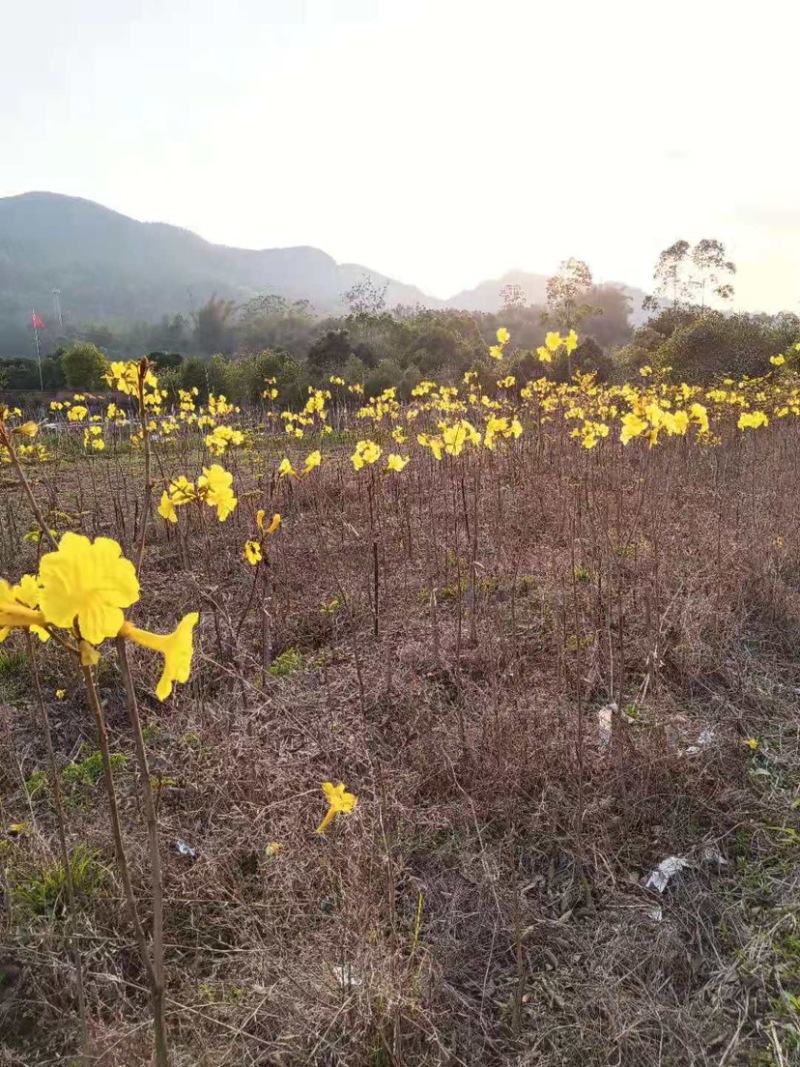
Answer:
[353,341,379,369]
[572,337,614,380]
[236,296,315,356]
[240,294,287,321]
[581,285,633,348]
[148,351,183,370]
[241,348,307,408]
[644,240,692,311]
[619,310,797,384]
[147,314,188,351]
[542,258,599,331]
[61,342,109,389]
[500,283,526,313]
[644,239,735,312]
[364,359,403,397]
[81,322,116,350]
[206,354,235,398]
[307,329,353,376]
[690,239,736,308]
[41,354,66,390]
[193,294,237,355]
[180,357,208,398]
[343,275,388,315]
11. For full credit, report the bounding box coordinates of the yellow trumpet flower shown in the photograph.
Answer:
[316,781,358,834]
[119,612,200,701]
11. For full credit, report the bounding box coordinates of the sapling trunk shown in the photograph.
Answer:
[115,636,169,1067]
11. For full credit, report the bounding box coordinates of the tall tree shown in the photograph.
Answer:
[581,284,633,348]
[644,240,692,311]
[61,342,109,388]
[645,239,735,311]
[343,275,388,315]
[192,294,237,355]
[500,283,526,313]
[542,258,598,330]
[690,238,736,308]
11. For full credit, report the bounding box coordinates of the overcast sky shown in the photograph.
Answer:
[1,0,797,310]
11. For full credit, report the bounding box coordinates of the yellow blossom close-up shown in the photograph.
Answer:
[37,534,140,646]
[316,781,358,834]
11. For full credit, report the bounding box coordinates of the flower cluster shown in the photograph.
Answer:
[0,533,198,700]
[158,465,238,524]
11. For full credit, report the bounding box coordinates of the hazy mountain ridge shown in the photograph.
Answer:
[445,268,648,324]
[0,192,645,343]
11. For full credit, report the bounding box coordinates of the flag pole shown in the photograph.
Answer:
[32,311,43,389]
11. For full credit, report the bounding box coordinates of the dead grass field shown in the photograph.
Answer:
[2,424,800,1066]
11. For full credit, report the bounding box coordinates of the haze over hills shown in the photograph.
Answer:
[0,192,645,354]
[443,268,647,322]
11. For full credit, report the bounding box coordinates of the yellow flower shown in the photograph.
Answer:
[55,689,66,700]
[0,578,48,639]
[265,841,283,857]
[386,453,410,472]
[197,464,237,521]
[316,781,358,834]
[442,420,481,456]
[13,421,38,438]
[265,513,281,536]
[119,612,200,701]
[564,330,578,355]
[277,458,296,478]
[545,331,562,353]
[536,346,552,364]
[80,640,100,666]
[489,345,504,361]
[158,491,178,524]
[10,574,50,642]
[620,412,649,445]
[689,402,709,434]
[169,476,196,506]
[737,411,769,430]
[639,365,653,377]
[770,354,786,367]
[105,361,140,395]
[244,540,262,566]
[302,450,322,476]
[351,440,382,470]
[38,534,140,645]
[744,737,759,750]
[496,327,510,344]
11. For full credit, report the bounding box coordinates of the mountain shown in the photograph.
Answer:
[445,269,549,311]
[0,192,431,342]
[445,268,648,324]
[0,192,647,356]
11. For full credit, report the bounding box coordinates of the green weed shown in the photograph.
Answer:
[268,647,304,677]
[12,844,107,918]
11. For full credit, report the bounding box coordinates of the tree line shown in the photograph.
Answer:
[2,239,797,400]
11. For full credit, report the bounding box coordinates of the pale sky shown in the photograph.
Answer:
[2,0,798,311]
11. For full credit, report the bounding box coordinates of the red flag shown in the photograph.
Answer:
[31,311,45,330]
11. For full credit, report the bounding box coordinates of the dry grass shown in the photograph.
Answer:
[2,425,800,1065]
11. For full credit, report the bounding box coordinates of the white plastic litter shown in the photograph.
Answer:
[332,963,361,989]
[686,728,715,755]
[598,703,617,748]
[645,856,689,892]
[175,840,197,858]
